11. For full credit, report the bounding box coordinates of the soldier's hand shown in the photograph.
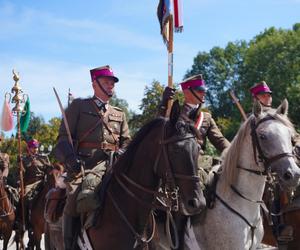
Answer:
[113,148,125,159]
[162,87,176,107]
[65,158,83,180]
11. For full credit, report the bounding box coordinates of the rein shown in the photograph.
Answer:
[107,119,198,249]
[250,116,294,172]
[216,115,294,250]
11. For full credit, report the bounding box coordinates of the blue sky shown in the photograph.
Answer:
[0,0,299,123]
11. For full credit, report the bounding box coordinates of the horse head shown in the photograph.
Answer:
[252,99,300,189]
[157,100,206,216]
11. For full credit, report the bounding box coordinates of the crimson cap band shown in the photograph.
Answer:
[180,74,207,92]
[250,81,272,97]
[27,139,39,149]
[90,65,119,83]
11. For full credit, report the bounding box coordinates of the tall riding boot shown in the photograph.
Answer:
[63,214,80,250]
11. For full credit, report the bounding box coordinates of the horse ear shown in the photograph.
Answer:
[170,100,181,126]
[276,99,288,116]
[253,99,262,117]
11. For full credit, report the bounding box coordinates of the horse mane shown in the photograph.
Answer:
[220,110,294,190]
[114,117,166,172]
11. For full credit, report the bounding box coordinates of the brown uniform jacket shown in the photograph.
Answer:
[182,103,230,154]
[0,153,9,178]
[22,154,52,186]
[56,97,131,169]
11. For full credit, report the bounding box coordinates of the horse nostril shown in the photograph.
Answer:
[188,198,199,208]
[283,171,292,181]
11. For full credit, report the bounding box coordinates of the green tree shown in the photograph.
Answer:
[240,24,300,128]
[128,80,184,134]
[185,41,248,139]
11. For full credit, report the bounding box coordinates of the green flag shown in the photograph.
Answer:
[20,98,31,133]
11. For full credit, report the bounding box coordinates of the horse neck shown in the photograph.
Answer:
[108,134,161,233]
[218,130,266,203]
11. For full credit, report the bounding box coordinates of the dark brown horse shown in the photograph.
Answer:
[15,166,57,250]
[28,167,59,250]
[80,102,206,250]
[262,188,300,250]
[0,173,15,250]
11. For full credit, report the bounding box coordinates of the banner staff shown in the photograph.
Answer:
[157,0,183,116]
[5,70,28,250]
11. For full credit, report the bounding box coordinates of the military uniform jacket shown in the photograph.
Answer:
[182,103,230,153]
[22,154,52,186]
[57,97,131,169]
[0,153,9,177]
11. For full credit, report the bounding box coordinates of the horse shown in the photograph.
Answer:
[15,164,58,250]
[76,101,206,250]
[262,186,300,250]
[44,165,65,250]
[0,173,15,250]
[188,99,300,250]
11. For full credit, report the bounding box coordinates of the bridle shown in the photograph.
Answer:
[0,176,14,217]
[107,119,200,248]
[216,115,295,249]
[237,115,294,175]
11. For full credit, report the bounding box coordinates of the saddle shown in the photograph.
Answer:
[44,187,66,223]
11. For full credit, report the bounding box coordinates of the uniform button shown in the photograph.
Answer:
[104,132,107,135]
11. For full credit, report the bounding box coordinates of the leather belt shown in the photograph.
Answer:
[79,141,118,151]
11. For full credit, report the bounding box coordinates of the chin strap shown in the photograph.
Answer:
[189,88,204,104]
[255,97,271,108]
[96,78,113,97]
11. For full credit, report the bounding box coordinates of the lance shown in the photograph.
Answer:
[53,87,73,148]
[229,90,247,121]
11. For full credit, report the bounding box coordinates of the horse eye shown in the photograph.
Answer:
[259,134,266,140]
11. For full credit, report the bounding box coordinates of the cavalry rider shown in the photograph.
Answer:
[0,135,10,186]
[160,74,230,249]
[18,138,52,248]
[160,74,230,158]
[22,139,52,207]
[54,65,131,250]
[250,81,273,109]
[250,81,300,244]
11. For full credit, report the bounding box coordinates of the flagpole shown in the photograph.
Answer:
[166,15,174,117]
[10,70,26,250]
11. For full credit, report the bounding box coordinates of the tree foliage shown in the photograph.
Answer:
[1,23,300,182]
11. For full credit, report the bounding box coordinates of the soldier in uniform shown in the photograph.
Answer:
[250,81,272,109]
[0,135,10,185]
[22,139,52,199]
[18,138,52,247]
[160,74,230,160]
[250,81,300,152]
[53,65,130,250]
[160,74,230,249]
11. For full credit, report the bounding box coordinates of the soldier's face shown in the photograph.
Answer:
[184,89,206,105]
[256,93,272,107]
[29,147,38,155]
[93,77,116,97]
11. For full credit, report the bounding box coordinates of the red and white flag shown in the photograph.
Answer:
[173,0,183,32]
[1,99,13,131]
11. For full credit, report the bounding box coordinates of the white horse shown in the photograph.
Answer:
[189,99,300,250]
